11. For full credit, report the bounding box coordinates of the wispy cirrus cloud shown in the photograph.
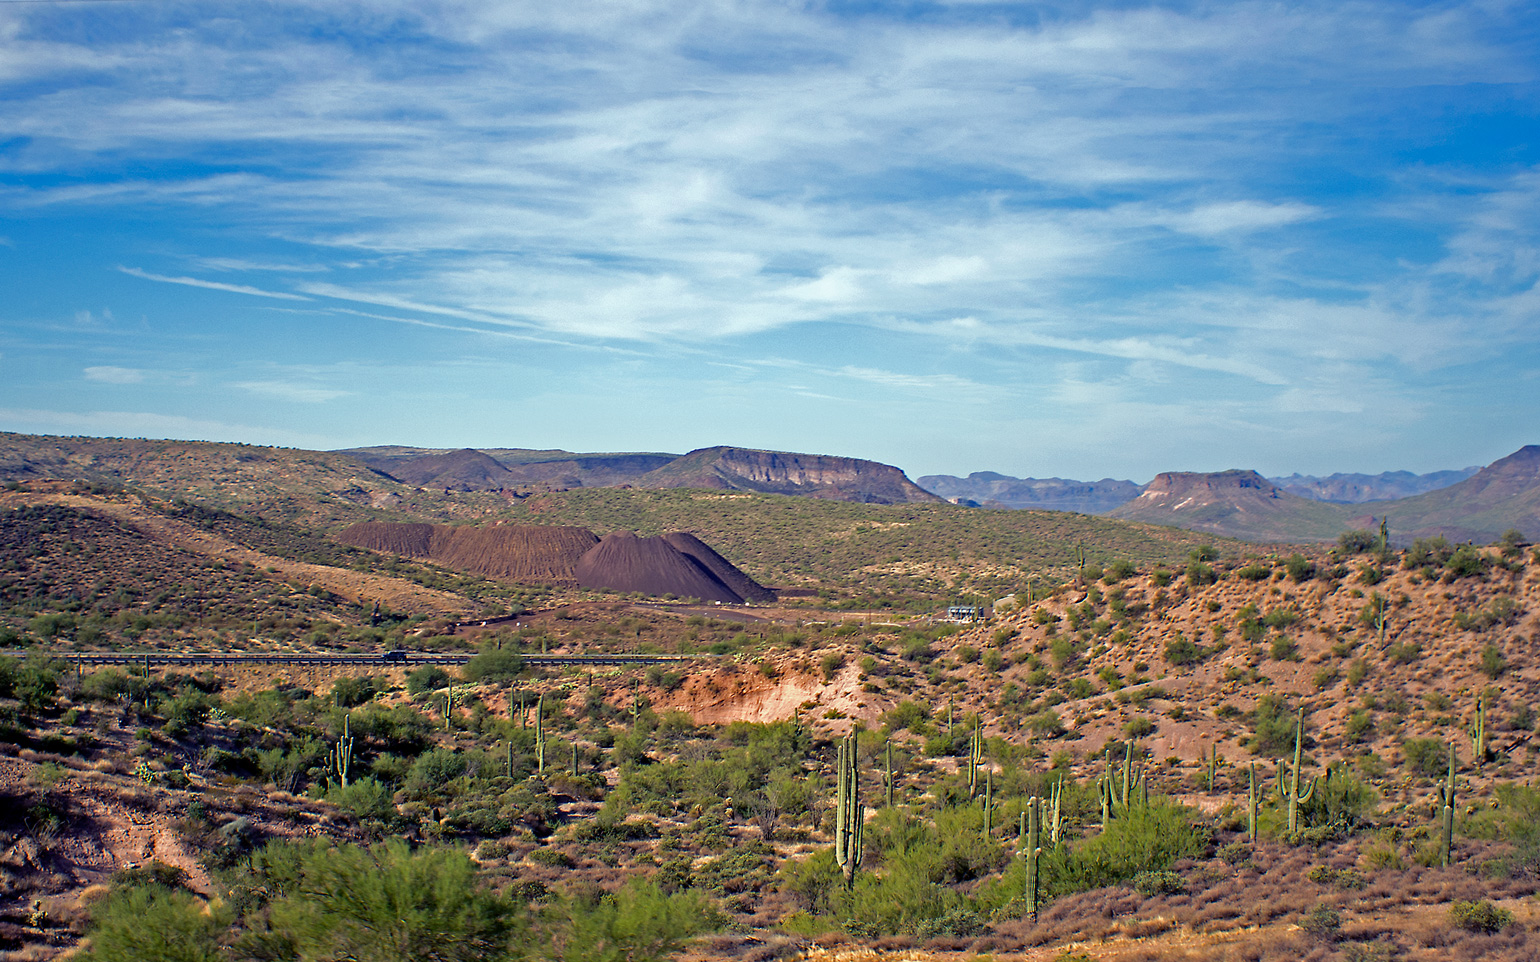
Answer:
[83,366,145,384]
[2,1,1537,477]
[233,381,349,403]
[117,267,311,301]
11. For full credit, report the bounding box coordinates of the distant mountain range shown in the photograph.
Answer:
[5,429,1535,546]
[339,444,942,506]
[1265,468,1481,503]
[915,473,1143,513]
[1105,469,1353,543]
[1104,447,1540,544]
[916,466,1482,512]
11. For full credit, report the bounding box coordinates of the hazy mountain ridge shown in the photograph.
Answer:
[1346,445,1540,543]
[1267,467,1480,503]
[917,472,1142,513]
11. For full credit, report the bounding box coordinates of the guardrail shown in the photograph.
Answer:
[10,651,706,668]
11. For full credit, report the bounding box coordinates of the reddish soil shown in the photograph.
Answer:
[1,492,478,618]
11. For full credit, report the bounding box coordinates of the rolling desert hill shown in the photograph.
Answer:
[341,445,679,490]
[0,433,1247,600]
[361,448,518,491]
[1368,445,1540,543]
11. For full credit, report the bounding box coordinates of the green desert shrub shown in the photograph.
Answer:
[1401,738,1449,778]
[1449,899,1513,933]
[539,877,720,961]
[81,885,230,962]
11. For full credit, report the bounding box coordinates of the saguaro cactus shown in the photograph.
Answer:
[1099,742,1146,821]
[1286,707,1323,835]
[982,767,994,835]
[1023,794,1043,922]
[884,739,895,808]
[834,731,864,888]
[1046,775,1063,848]
[1470,692,1488,769]
[967,720,985,797]
[330,714,354,788]
[1438,741,1457,868]
[535,693,547,774]
[1247,762,1259,841]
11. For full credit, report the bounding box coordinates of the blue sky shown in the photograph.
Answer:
[2,0,1538,481]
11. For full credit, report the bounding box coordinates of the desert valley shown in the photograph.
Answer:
[0,433,1538,961]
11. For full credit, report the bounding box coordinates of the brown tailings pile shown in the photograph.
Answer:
[336,521,435,556]
[662,532,774,602]
[337,522,599,584]
[575,531,748,603]
[336,522,766,601]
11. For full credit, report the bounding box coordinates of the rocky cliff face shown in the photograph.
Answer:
[634,446,942,505]
[1132,469,1281,507]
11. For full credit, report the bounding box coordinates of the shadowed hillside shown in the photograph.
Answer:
[1369,446,1540,543]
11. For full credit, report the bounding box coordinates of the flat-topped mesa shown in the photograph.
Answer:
[634,446,942,505]
[1134,469,1281,507]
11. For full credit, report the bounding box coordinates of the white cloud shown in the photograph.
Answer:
[83,366,145,384]
[118,267,311,301]
[233,381,349,403]
[1166,201,1321,237]
[1,0,1537,477]
[195,257,331,273]
[0,408,335,448]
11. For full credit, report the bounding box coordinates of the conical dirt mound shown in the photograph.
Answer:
[663,532,775,602]
[574,531,744,603]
